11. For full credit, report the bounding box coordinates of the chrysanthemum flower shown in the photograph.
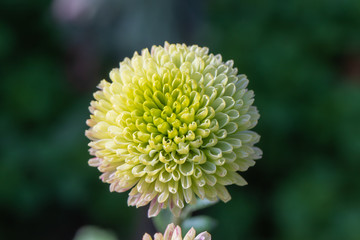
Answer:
[142,223,211,240]
[86,42,262,217]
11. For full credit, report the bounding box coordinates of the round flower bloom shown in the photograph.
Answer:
[142,223,211,240]
[86,42,262,217]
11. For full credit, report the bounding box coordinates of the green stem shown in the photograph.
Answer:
[152,199,218,232]
[172,214,182,226]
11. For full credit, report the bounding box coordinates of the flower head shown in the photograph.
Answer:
[86,42,262,217]
[142,223,211,240]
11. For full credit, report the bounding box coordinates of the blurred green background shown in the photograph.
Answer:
[1,0,360,239]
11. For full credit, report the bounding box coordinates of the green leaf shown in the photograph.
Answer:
[152,208,173,232]
[182,198,218,217]
[181,215,217,234]
[73,226,117,240]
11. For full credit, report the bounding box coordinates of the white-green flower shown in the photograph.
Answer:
[142,223,211,240]
[86,42,262,217]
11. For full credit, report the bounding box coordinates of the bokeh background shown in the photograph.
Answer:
[1,0,360,239]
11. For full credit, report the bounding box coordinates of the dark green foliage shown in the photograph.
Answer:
[0,0,359,239]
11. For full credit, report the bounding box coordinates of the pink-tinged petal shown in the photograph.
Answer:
[194,232,211,240]
[171,226,182,240]
[136,193,152,207]
[109,181,118,192]
[114,186,131,193]
[163,223,175,240]
[88,157,101,167]
[148,197,162,217]
[142,233,153,240]
[127,193,142,206]
[154,233,164,240]
[184,227,196,240]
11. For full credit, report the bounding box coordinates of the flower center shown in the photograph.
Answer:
[124,67,215,174]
